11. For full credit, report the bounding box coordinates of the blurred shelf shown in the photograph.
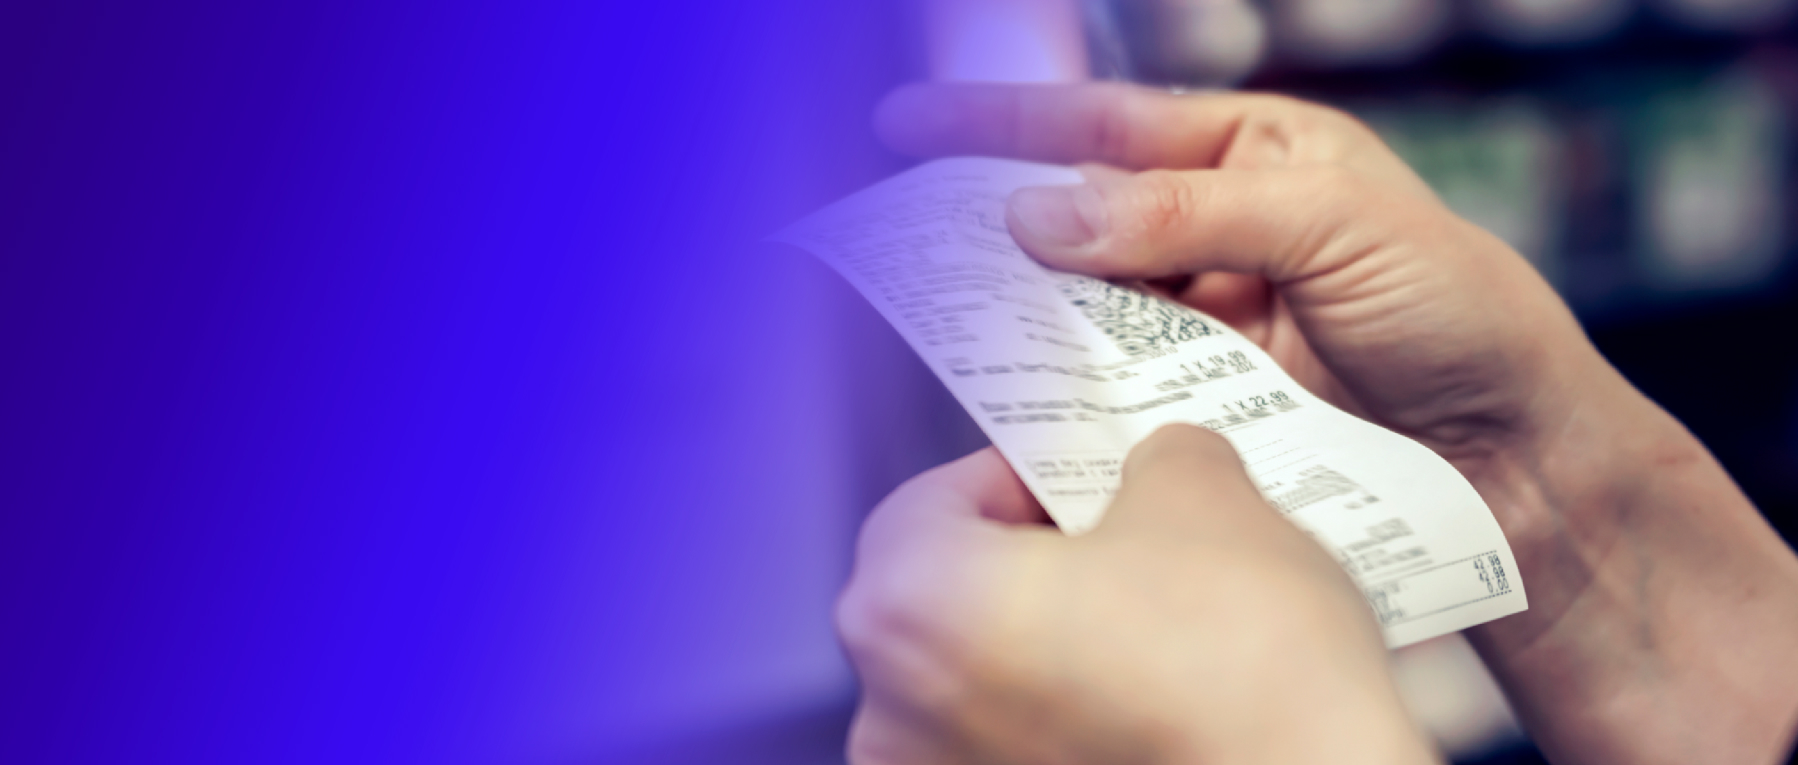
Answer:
[1248,6,1798,93]
[1233,15,1798,327]
[1225,6,1798,540]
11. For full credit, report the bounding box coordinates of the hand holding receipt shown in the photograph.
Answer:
[778,157,1526,647]
[815,83,1798,765]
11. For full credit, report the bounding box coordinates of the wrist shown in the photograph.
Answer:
[1463,356,1798,765]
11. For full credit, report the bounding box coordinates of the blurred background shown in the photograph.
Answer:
[866,0,1798,763]
[2,1,1792,763]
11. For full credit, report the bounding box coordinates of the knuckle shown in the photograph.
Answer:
[836,554,979,669]
[834,573,921,659]
[1123,169,1200,236]
[1253,93,1369,136]
[1228,94,1386,167]
[1233,115,1297,164]
[833,585,881,656]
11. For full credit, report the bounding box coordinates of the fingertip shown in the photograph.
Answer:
[1121,424,1246,488]
[1007,184,1099,246]
[1092,425,1243,537]
[1004,183,1119,277]
[1128,423,1235,469]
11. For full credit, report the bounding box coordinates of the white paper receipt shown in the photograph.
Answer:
[777,157,1526,647]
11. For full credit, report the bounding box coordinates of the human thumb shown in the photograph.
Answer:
[1006,167,1371,285]
[1095,424,1282,541]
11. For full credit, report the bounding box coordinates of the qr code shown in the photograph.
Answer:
[1058,277,1217,356]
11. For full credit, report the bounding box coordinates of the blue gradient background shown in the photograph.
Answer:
[1,1,918,761]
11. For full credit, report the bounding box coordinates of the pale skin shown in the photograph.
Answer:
[836,82,1798,765]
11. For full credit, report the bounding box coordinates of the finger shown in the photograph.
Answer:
[846,698,963,765]
[855,449,1049,563]
[948,447,1052,526]
[914,447,1050,525]
[837,453,1052,715]
[1004,166,1384,290]
[875,82,1306,170]
[1095,424,1271,539]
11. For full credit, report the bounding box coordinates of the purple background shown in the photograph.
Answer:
[1,1,922,761]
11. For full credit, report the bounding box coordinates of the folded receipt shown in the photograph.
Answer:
[778,158,1526,647]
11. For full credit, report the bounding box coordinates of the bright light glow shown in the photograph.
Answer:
[1473,0,1633,45]
[927,0,1089,82]
[1274,0,1450,65]
[1157,0,1268,85]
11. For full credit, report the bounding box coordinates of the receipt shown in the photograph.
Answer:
[778,158,1526,647]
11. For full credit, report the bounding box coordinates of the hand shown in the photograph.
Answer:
[875,82,1798,765]
[877,82,1582,473]
[837,426,1437,765]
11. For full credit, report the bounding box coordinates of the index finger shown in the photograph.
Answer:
[851,448,1053,585]
[873,447,1051,532]
[873,82,1290,170]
